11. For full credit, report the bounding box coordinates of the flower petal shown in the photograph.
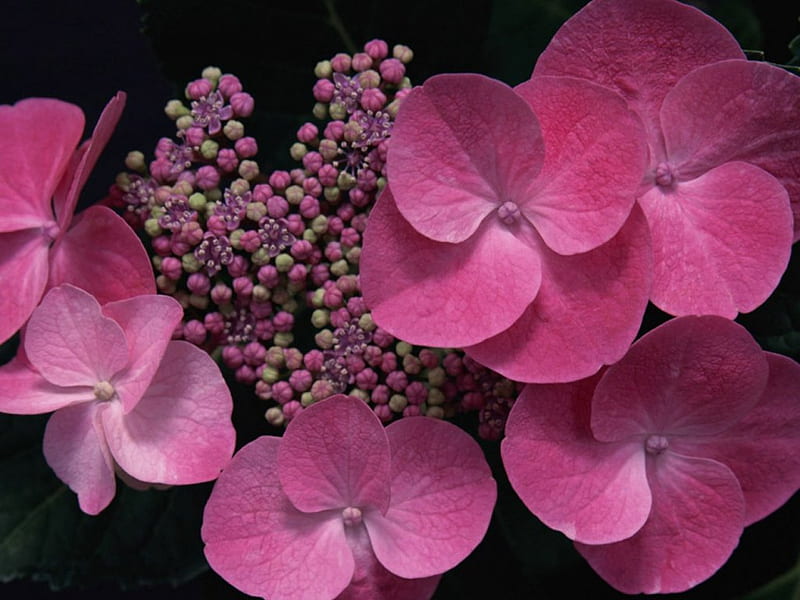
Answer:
[0,98,84,231]
[361,187,541,347]
[514,76,646,254]
[388,73,544,243]
[24,285,130,387]
[0,357,93,414]
[202,436,354,600]
[53,92,126,229]
[466,205,651,383]
[43,402,117,515]
[639,162,792,318]
[102,341,234,484]
[592,315,769,442]
[101,294,183,413]
[365,417,496,578]
[533,0,744,148]
[672,353,800,526]
[502,376,650,545]
[659,60,800,239]
[576,453,745,594]
[278,394,391,514]
[0,229,50,344]
[48,205,156,305]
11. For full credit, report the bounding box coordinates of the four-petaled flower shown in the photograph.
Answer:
[202,394,496,600]
[502,316,800,594]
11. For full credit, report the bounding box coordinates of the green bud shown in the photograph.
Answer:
[300,392,315,407]
[223,119,244,140]
[427,366,446,388]
[311,288,326,308]
[376,176,387,190]
[229,229,244,249]
[329,102,347,120]
[395,341,413,357]
[286,185,304,205]
[311,215,329,234]
[230,178,250,195]
[188,192,208,211]
[202,66,222,82]
[330,259,349,277]
[349,389,369,402]
[265,406,285,427]
[274,332,294,347]
[151,256,163,271]
[494,378,516,398]
[346,246,361,264]
[427,387,446,406]
[315,329,334,349]
[282,298,298,313]
[324,186,341,203]
[425,405,445,419]
[176,115,194,130]
[124,151,146,172]
[358,313,376,332]
[164,99,190,119]
[200,139,219,160]
[290,142,307,161]
[265,346,285,368]
[239,160,260,181]
[261,365,281,383]
[314,60,332,78]
[250,248,270,266]
[403,353,422,375]
[275,253,295,272]
[319,139,339,161]
[144,218,162,237]
[156,275,176,294]
[311,309,329,328]
[189,293,209,310]
[246,201,267,222]
[313,102,328,120]
[337,171,356,191]
[252,284,270,302]
[393,44,414,63]
[388,394,408,413]
[181,253,202,273]
[303,228,318,244]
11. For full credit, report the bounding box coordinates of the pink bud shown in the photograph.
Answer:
[230,92,254,117]
[211,283,233,304]
[360,88,386,112]
[289,369,313,392]
[243,341,267,365]
[240,230,262,253]
[266,195,289,218]
[331,53,351,72]
[253,183,273,203]
[297,122,319,143]
[195,165,220,190]
[269,170,291,190]
[235,136,258,158]
[184,126,206,146]
[160,256,182,280]
[233,276,253,298]
[186,78,213,100]
[218,74,243,99]
[257,265,279,287]
[351,52,373,72]
[183,320,207,345]
[187,272,211,295]
[227,255,249,278]
[216,148,239,172]
[304,349,325,371]
[302,151,324,174]
[364,39,389,60]
[379,58,405,84]
[324,120,345,141]
[204,312,225,335]
[222,345,244,368]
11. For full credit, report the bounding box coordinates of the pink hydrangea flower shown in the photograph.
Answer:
[361,73,652,382]
[0,94,155,344]
[533,0,800,317]
[0,285,236,515]
[502,315,800,594]
[202,394,496,600]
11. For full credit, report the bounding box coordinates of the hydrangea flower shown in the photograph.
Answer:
[0,285,236,515]
[533,0,800,317]
[361,73,652,382]
[0,94,155,344]
[202,394,496,599]
[502,315,800,593]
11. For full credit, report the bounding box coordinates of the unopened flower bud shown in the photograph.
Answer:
[165,99,190,119]
[223,119,245,140]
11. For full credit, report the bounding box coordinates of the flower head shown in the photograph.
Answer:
[533,0,800,317]
[502,315,800,593]
[202,394,496,599]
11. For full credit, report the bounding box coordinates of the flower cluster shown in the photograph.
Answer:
[108,40,520,437]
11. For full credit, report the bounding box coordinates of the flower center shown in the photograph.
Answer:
[42,220,60,243]
[93,380,116,402]
[342,506,363,526]
[644,434,669,455]
[497,201,520,225]
[654,162,676,188]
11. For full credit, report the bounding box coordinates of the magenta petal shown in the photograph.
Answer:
[102,295,183,413]
[338,523,441,600]
[592,316,769,441]
[673,353,800,526]
[388,73,544,243]
[0,229,50,344]
[0,98,84,232]
[43,402,117,515]
[514,76,646,254]
[202,436,354,600]
[576,453,745,594]
[466,205,651,383]
[361,188,541,347]
[659,60,800,238]
[102,341,234,484]
[279,395,392,514]
[48,205,156,304]
[502,377,650,545]
[640,162,792,317]
[53,92,126,228]
[24,285,130,387]
[533,0,743,145]
[0,357,93,414]
[365,417,496,578]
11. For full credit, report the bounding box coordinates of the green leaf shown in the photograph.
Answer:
[0,413,210,589]
[740,560,800,600]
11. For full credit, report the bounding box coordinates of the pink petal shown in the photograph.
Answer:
[388,73,544,244]
[43,402,117,515]
[466,205,651,383]
[0,229,50,344]
[338,523,441,600]
[639,162,792,317]
[514,76,647,254]
[53,92,126,229]
[365,417,496,578]
[0,98,84,232]
[592,316,769,442]
[533,0,744,148]
[102,341,234,484]
[202,436,355,600]
[47,205,156,304]
[278,394,392,514]
[576,453,745,594]
[24,285,130,387]
[659,60,800,239]
[501,376,650,545]
[361,187,541,347]
[101,294,183,413]
[672,353,800,526]
[0,357,93,414]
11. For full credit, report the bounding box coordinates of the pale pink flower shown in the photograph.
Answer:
[502,315,800,594]
[0,94,155,344]
[0,285,236,515]
[361,73,652,382]
[533,0,800,317]
[202,394,496,600]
